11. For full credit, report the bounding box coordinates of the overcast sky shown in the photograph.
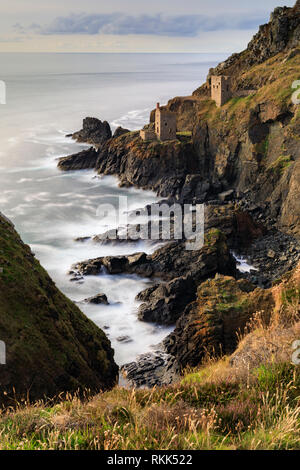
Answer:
[0,0,296,53]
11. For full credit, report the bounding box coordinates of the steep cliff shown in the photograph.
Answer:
[199,0,300,89]
[0,213,118,405]
[159,1,300,236]
[96,132,200,198]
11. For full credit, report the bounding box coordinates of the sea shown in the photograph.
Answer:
[0,52,226,365]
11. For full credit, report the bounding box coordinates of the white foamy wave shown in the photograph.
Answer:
[17,178,34,184]
[233,253,259,273]
[112,108,151,131]
[24,192,50,203]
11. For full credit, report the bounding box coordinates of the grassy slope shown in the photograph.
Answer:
[0,214,118,403]
[193,49,300,127]
[0,355,298,450]
[0,265,299,450]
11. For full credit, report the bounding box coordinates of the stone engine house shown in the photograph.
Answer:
[155,103,177,141]
[140,103,177,142]
[211,75,231,107]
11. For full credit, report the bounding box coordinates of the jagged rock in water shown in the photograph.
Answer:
[83,293,109,305]
[58,147,98,171]
[71,117,112,147]
[116,336,133,344]
[72,230,237,325]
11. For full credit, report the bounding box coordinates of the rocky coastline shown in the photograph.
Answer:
[57,2,300,387]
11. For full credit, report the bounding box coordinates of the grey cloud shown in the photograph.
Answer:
[23,12,266,37]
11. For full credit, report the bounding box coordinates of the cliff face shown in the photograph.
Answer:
[151,2,300,237]
[191,49,300,237]
[0,214,118,405]
[95,132,203,199]
[206,1,300,84]
[60,132,213,202]
[165,276,273,368]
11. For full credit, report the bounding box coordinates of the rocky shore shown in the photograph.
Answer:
[56,2,300,387]
[66,202,299,385]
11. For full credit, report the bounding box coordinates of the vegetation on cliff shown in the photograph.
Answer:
[0,276,298,449]
[0,213,118,405]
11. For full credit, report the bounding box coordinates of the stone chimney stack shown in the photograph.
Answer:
[156,103,160,110]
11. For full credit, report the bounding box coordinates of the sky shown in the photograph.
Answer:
[0,0,296,53]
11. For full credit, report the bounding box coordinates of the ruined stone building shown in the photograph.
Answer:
[139,125,156,142]
[155,103,177,141]
[211,76,231,107]
[140,103,177,142]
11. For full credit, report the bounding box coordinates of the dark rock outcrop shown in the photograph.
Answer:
[58,147,98,171]
[83,293,109,305]
[72,230,236,325]
[0,213,118,406]
[73,230,236,282]
[71,117,112,147]
[164,275,274,368]
[236,229,300,288]
[95,132,199,200]
[121,350,180,388]
[113,126,130,138]
[137,275,196,325]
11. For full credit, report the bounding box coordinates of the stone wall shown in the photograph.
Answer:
[140,129,156,141]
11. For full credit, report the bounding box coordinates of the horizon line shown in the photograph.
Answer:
[0,51,231,54]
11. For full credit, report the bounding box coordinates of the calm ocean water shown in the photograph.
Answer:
[0,53,225,365]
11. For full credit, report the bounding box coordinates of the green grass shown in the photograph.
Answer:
[268,155,294,176]
[176,131,192,137]
[0,360,298,450]
[216,297,249,314]
[281,287,300,304]
[255,135,269,158]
